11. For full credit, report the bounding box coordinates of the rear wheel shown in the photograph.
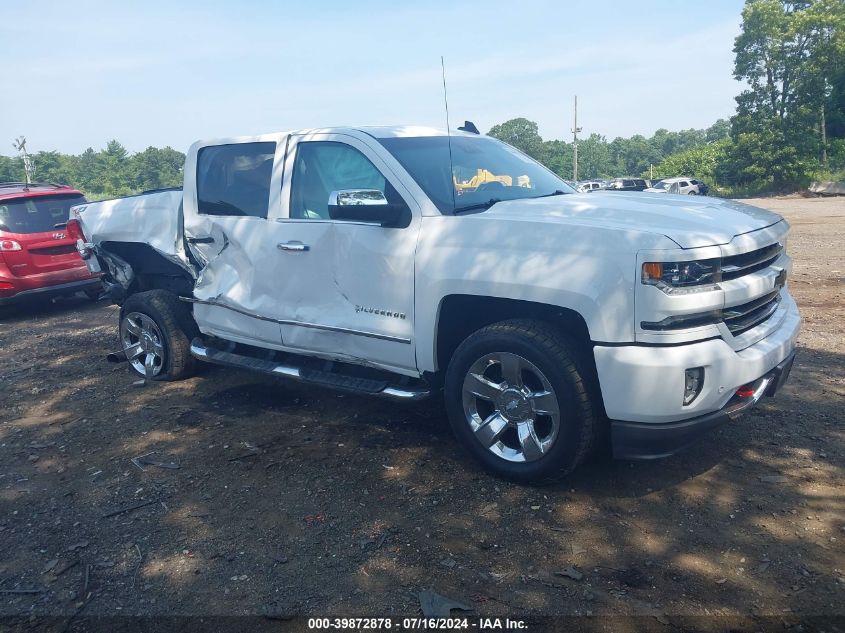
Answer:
[119,290,197,381]
[444,319,597,483]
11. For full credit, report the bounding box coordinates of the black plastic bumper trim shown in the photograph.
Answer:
[0,278,101,306]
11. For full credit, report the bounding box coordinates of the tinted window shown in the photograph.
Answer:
[623,180,634,187]
[0,193,86,234]
[197,142,276,217]
[290,142,392,220]
[377,136,573,214]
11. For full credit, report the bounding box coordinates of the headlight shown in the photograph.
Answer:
[642,258,721,294]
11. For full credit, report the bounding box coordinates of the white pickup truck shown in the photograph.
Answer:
[69,126,799,481]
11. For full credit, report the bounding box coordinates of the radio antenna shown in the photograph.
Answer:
[441,56,457,212]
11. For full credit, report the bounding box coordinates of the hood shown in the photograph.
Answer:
[481,191,782,248]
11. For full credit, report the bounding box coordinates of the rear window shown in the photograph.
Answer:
[0,194,87,234]
[197,142,276,218]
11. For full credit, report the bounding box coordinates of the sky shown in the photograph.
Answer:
[1,0,748,155]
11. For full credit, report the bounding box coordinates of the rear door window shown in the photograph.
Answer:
[0,194,87,234]
[197,142,276,218]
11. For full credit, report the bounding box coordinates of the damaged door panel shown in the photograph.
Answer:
[181,135,288,348]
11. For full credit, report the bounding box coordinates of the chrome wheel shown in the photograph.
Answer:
[461,352,561,463]
[120,311,165,377]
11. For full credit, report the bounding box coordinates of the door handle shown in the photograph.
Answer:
[187,236,215,244]
[277,241,309,252]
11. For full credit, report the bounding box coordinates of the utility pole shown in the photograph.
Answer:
[821,102,828,168]
[12,136,34,187]
[571,95,581,183]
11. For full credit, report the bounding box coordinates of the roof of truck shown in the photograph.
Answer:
[291,125,480,139]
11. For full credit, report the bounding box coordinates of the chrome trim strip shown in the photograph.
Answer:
[181,297,412,345]
[721,243,783,278]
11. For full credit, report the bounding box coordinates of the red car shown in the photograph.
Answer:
[0,182,101,306]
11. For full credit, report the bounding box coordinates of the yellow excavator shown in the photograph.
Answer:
[454,169,531,194]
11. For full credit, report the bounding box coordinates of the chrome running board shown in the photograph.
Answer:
[189,338,429,402]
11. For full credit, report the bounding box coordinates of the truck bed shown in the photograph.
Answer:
[72,189,191,270]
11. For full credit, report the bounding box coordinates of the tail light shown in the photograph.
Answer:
[66,219,86,241]
[66,219,95,259]
[0,239,22,251]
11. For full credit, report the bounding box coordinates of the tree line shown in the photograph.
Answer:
[487,118,732,182]
[0,142,184,200]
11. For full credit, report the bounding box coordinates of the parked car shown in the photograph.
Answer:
[71,126,799,482]
[604,177,649,191]
[645,177,707,195]
[576,181,604,193]
[0,182,101,305]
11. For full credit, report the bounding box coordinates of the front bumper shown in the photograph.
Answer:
[593,291,800,458]
[611,351,795,459]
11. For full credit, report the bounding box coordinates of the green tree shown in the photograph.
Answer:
[730,0,845,186]
[538,140,572,179]
[96,140,132,198]
[653,139,732,183]
[128,146,184,191]
[487,118,544,159]
[576,133,613,179]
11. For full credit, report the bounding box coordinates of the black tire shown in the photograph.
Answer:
[119,290,198,381]
[444,319,597,483]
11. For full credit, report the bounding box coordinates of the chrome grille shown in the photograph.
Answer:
[721,243,782,281]
[723,289,781,336]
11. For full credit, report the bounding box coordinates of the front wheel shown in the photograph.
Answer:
[444,320,598,483]
[119,290,197,381]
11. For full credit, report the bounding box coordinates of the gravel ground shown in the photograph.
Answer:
[0,195,842,631]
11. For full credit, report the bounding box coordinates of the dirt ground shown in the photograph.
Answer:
[0,196,843,631]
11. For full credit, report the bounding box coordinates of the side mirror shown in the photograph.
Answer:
[327,190,409,228]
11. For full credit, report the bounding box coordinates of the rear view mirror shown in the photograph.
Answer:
[327,190,409,228]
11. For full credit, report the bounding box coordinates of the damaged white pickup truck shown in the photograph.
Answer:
[69,126,799,481]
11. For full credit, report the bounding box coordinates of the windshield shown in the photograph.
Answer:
[0,194,87,234]
[377,135,574,214]
[652,180,672,190]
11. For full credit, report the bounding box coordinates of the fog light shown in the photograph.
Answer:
[684,367,704,406]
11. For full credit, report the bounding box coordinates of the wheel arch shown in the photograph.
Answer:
[432,295,595,380]
[97,241,195,303]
